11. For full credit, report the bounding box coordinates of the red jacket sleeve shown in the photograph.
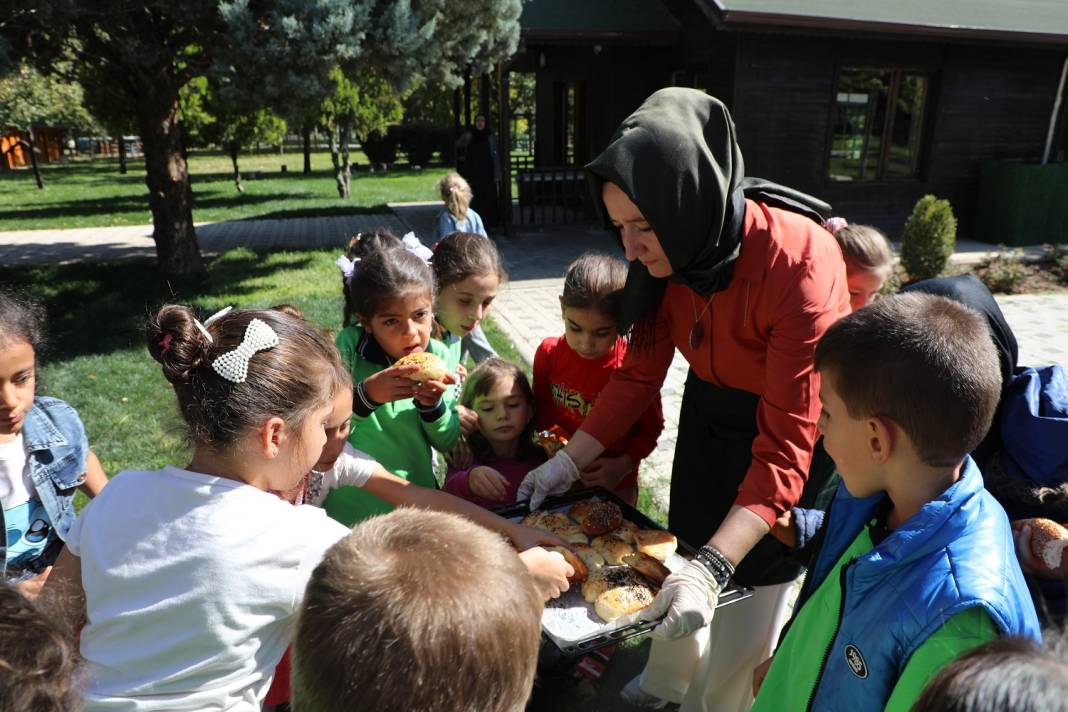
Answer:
[624,393,664,465]
[532,339,555,431]
[734,261,850,527]
[582,305,675,449]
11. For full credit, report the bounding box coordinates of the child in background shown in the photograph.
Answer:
[825,217,893,311]
[532,253,663,505]
[444,358,545,507]
[432,231,504,369]
[434,172,486,240]
[327,246,460,525]
[0,581,79,711]
[751,293,1040,712]
[292,509,544,712]
[0,290,107,598]
[42,306,355,711]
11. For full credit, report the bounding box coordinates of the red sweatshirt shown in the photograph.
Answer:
[533,334,664,493]
[581,200,850,527]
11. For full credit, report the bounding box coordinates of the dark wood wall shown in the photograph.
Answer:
[731,32,1065,237]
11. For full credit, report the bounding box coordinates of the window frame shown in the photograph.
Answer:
[824,65,938,184]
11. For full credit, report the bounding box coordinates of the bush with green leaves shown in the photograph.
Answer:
[901,194,957,281]
[980,249,1028,294]
[362,128,399,166]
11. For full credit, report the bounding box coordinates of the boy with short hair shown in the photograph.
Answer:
[752,293,1040,711]
[292,508,543,712]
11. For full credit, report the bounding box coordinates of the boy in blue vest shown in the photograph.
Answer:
[752,292,1040,712]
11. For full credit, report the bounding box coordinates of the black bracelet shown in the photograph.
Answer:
[694,545,735,589]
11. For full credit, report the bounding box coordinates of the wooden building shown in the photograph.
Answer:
[502,0,1068,236]
[1,126,65,170]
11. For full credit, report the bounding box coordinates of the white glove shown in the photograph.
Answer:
[641,559,724,640]
[516,450,581,510]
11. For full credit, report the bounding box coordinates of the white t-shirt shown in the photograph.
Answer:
[0,434,58,572]
[66,465,350,712]
[301,443,377,507]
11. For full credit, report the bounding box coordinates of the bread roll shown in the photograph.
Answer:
[633,529,678,561]
[612,520,639,544]
[542,512,588,545]
[595,584,656,622]
[581,566,649,603]
[623,552,672,585]
[1018,517,1068,576]
[520,511,547,529]
[569,543,606,574]
[549,546,589,583]
[568,499,599,524]
[394,351,448,382]
[592,534,632,565]
[533,426,569,457]
[581,501,624,536]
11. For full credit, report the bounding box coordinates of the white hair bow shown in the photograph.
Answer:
[336,255,359,282]
[212,318,280,383]
[402,232,434,262]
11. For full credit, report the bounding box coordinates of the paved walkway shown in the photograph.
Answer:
[3,206,1068,512]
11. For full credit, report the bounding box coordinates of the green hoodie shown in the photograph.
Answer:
[323,325,460,525]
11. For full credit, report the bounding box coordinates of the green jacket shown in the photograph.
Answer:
[324,326,460,526]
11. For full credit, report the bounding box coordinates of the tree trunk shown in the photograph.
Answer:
[302,125,312,174]
[137,89,206,278]
[229,142,244,192]
[117,133,128,175]
[24,133,44,189]
[327,123,346,198]
[339,121,351,199]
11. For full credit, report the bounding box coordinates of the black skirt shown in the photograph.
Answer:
[669,369,837,587]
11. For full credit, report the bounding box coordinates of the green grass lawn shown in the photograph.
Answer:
[0,149,449,231]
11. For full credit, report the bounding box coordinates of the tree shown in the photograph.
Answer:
[1,0,522,277]
[316,68,402,198]
[181,78,286,192]
[0,64,97,188]
[79,65,139,175]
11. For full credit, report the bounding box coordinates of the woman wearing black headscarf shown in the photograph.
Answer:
[518,88,849,709]
[458,113,501,228]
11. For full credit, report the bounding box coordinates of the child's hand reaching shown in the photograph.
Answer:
[456,404,479,437]
[580,455,633,491]
[445,438,475,470]
[469,465,511,501]
[517,547,573,601]
[362,363,423,404]
[412,372,457,408]
[770,509,797,549]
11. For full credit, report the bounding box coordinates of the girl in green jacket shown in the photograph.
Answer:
[325,246,460,526]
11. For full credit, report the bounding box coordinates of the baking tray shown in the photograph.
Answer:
[496,487,753,655]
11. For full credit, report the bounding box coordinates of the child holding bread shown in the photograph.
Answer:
[751,293,1040,711]
[532,253,664,505]
[328,244,460,526]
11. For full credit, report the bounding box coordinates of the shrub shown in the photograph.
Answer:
[981,248,1028,293]
[900,194,957,281]
[1046,244,1068,284]
[396,122,451,166]
[361,128,398,166]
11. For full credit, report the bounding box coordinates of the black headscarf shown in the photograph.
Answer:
[901,273,1020,467]
[585,88,831,339]
[901,273,1019,389]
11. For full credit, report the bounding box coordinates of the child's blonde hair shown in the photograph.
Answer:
[829,222,893,277]
[293,508,543,712]
[438,171,473,223]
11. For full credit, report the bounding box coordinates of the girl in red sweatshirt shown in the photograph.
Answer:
[532,253,664,505]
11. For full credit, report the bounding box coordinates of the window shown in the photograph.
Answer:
[828,68,932,181]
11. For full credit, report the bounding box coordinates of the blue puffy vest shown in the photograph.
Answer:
[800,457,1040,711]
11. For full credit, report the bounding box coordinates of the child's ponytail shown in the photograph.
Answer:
[146,305,213,387]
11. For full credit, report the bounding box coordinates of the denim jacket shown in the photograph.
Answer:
[1,396,88,579]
